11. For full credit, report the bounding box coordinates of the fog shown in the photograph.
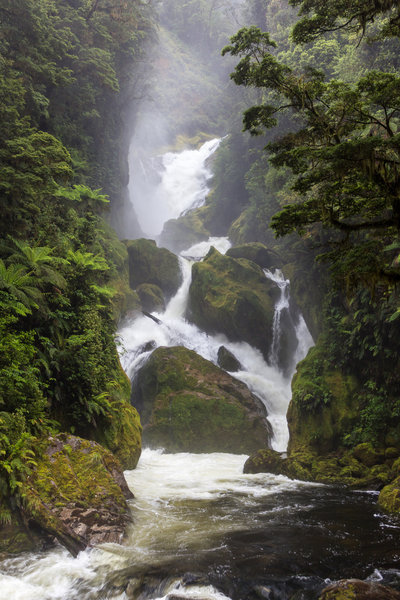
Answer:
[120,0,247,241]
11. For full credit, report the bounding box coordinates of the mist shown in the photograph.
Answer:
[123,0,247,242]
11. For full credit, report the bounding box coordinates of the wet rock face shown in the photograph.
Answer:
[131,345,272,453]
[159,209,210,254]
[319,579,400,599]
[21,434,134,556]
[217,346,242,372]
[226,242,281,270]
[188,247,278,360]
[136,283,165,313]
[125,238,182,300]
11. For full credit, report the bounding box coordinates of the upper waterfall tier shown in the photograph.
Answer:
[128,138,221,236]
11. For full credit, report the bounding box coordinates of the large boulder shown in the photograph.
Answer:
[159,208,210,253]
[226,242,281,269]
[217,346,242,372]
[131,346,272,453]
[379,467,400,513]
[188,247,279,359]
[125,238,182,300]
[0,434,135,557]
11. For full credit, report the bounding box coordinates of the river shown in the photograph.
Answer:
[1,140,400,600]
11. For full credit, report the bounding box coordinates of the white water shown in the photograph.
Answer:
[119,255,306,451]
[0,449,316,600]
[264,269,291,368]
[129,138,221,236]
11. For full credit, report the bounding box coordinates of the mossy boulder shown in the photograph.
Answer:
[188,247,278,359]
[99,228,141,324]
[217,346,242,372]
[352,442,385,467]
[226,243,281,269]
[288,342,360,455]
[0,506,46,555]
[136,283,165,313]
[159,207,210,253]
[243,446,393,488]
[131,346,272,453]
[378,476,400,513]
[244,448,287,475]
[319,579,400,599]
[125,238,181,300]
[0,434,135,557]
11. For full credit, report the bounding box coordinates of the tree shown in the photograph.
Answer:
[289,0,400,43]
[222,27,400,287]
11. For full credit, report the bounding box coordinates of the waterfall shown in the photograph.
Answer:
[128,138,221,237]
[119,142,314,452]
[264,269,291,368]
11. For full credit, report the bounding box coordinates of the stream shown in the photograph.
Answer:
[1,140,400,600]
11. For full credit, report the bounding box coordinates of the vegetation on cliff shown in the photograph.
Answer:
[0,0,152,547]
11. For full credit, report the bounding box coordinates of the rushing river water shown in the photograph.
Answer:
[2,449,400,599]
[2,140,400,600]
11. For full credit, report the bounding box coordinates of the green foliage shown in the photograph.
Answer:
[0,411,37,518]
[289,0,400,43]
[0,0,152,508]
[224,19,400,294]
[292,351,333,412]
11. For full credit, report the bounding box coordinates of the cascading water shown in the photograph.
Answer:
[264,269,291,368]
[2,140,400,600]
[129,138,221,237]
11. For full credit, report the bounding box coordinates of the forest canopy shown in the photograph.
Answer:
[223,2,400,290]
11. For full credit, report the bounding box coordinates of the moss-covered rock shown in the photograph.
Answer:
[378,476,400,513]
[288,343,360,455]
[125,238,182,300]
[0,507,47,555]
[319,579,400,599]
[188,247,278,359]
[1,434,135,557]
[226,243,282,269]
[243,445,394,488]
[101,224,142,324]
[136,283,165,313]
[352,442,385,467]
[243,448,287,475]
[159,207,210,253]
[131,346,272,453]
